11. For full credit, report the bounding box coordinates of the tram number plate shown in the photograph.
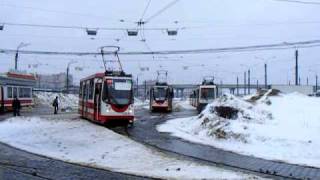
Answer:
[115,82,131,90]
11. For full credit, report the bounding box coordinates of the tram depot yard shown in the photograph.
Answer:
[1,84,320,179]
[2,1,320,179]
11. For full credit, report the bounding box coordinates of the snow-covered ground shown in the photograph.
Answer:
[0,116,261,180]
[34,92,78,111]
[158,90,320,168]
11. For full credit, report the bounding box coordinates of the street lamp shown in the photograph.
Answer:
[15,42,30,71]
[66,60,77,93]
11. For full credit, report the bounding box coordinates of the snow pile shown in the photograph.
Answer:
[158,91,320,167]
[0,116,260,180]
[34,92,78,111]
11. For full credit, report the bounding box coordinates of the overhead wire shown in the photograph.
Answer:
[1,39,320,56]
[145,0,180,23]
[1,22,181,31]
[268,0,320,5]
[141,0,152,20]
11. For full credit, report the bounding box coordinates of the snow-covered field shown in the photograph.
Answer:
[0,116,261,179]
[34,92,78,111]
[158,90,320,168]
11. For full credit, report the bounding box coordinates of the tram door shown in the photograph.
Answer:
[94,83,102,121]
[83,83,88,117]
[0,86,3,112]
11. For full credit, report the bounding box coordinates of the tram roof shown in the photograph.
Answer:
[80,71,132,82]
[0,73,37,87]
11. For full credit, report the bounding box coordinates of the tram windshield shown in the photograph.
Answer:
[200,88,215,99]
[103,79,133,105]
[153,87,168,101]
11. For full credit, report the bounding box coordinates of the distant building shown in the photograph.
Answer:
[36,73,73,91]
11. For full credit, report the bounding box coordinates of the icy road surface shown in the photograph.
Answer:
[0,115,261,180]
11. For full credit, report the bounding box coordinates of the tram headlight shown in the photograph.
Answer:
[106,105,111,112]
[128,105,134,114]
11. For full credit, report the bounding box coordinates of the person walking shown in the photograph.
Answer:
[12,96,21,116]
[52,96,59,114]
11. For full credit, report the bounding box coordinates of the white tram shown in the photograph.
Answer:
[190,77,218,113]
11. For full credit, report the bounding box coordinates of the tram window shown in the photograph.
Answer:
[79,83,83,97]
[154,87,167,100]
[102,79,133,105]
[88,80,94,99]
[19,88,31,98]
[200,88,215,99]
[7,87,13,98]
[13,87,17,98]
[83,84,87,99]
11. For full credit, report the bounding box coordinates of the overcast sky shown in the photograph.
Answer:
[1,0,320,84]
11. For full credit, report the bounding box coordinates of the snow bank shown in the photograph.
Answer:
[158,91,320,168]
[34,92,78,111]
[0,116,260,179]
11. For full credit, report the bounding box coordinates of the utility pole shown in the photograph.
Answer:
[248,69,251,94]
[14,52,19,70]
[66,66,69,93]
[244,71,247,95]
[256,80,259,90]
[144,80,147,101]
[136,76,139,97]
[236,76,239,96]
[299,77,301,86]
[295,49,299,85]
[316,75,318,92]
[264,63,267,89]
[307,77,309,86]
[14,42,30,71]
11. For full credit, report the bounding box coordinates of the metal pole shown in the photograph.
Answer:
[257,80,259,89]
[144,80,147,101]
[264,63,267,89]
[295,49,299,85]
[66,67,69,93]
[248,69,251,94]
[299,77,301,86]
[244,71,247,95]
[14,51,18,70]
[316,75,318,92]
[136,76,139,97]
[236,76,239,96]
[307,77,309,86]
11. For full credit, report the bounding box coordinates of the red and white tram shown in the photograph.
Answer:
[79,46,134,125]
[0,72,36,112]
[79,71,134,125]
[149,71,174,112]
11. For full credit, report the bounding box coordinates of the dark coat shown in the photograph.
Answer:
[12,99,21,110]
[53,98,59,107]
